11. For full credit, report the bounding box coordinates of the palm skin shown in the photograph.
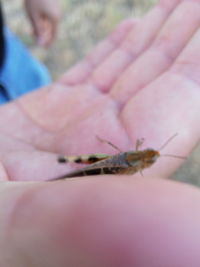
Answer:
[0,0,200,266]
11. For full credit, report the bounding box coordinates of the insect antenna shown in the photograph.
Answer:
[158,133,187,160]
[161,154,187,160]
[158,133,178,151]
[96,135,122,152]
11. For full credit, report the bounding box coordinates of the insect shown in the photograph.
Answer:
[51,134,186,180]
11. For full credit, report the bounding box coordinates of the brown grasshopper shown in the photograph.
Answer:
[52,134,186,180]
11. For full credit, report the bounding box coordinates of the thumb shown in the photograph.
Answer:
[1,177,200,267]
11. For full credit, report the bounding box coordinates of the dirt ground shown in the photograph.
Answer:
[2,0,200,186]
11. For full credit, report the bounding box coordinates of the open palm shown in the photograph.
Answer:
[0,1,199,181]
[0,1,200,266]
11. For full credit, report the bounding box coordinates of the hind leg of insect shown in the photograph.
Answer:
[58,153,110,164]
[96,135,122,152]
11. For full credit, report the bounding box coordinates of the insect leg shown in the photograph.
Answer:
[58,154,110,164]
[135,138,145,151]
[139,170,144,177]
[96,135,122,152]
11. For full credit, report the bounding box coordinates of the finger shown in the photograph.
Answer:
[45,17,57,46]
[58,19,136,85]
[121,67,200,178]
[35,19,51,47]
[111,0,200,104]
[89,0,182,92]
[120,2,200,177]
[27,10,43,43]
[31,17,54,47]
[170,26,200,85]
[2,177,200,266]
[42,6,61,46]
[38,11,60,47]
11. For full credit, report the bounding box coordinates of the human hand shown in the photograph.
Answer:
[0,0,200,265]
[24,0,61,46]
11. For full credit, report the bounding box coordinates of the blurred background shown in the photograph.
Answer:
[3,0,156,79]
[3,0,200,186]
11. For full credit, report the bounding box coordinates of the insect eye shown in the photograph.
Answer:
[144,150,159,164]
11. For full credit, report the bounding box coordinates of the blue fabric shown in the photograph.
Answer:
[0,28,51,104]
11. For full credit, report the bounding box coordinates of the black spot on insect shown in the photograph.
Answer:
[74,157,82,163]
[102,167,122,174]
[85,168,102,175]
[88,156,99,163]
[58,156,67,163]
